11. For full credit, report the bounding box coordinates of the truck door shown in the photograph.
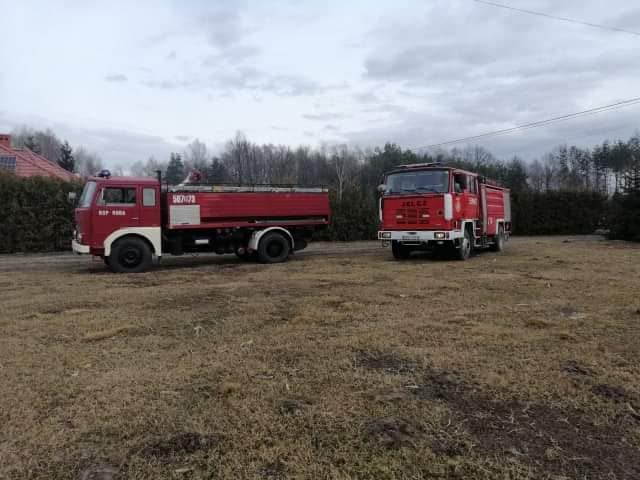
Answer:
[452,173,479,220]
[92,185,140,249]
[463,174,479,220]
[138,185,161,228]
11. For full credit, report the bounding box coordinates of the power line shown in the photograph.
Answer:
[413,96,640,150]
[472,0,640,37]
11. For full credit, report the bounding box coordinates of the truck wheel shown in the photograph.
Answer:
[258,231,291,263]
[391,241,411,260]
[455,229,473,261]
[491,226,505,252]
[110,237,152,273]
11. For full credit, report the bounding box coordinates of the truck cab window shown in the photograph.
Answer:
[143,188,156,206]
[385,170,449,194]
[467,175,477,194]
[453,174,465,193]
[100,187,136,205]
[79,181,97,208]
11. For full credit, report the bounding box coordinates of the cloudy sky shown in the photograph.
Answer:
[1,0,639,167]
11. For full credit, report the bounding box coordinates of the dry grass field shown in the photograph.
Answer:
[1,237,639,480]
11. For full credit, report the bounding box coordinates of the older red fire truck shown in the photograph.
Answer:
[378,163,511,260]
[72,171,330,272]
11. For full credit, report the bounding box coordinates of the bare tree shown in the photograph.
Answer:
[75,147,104,177]
[528,159,545,192]
[11,126,61,162]
[142,156,166,177]
[329,144,359,201]
[462,145,495,165]
[184,139,208,172]
[223,132,251,184]
[129,160,145,177]
[34,129,62,163]
[542,153,559,191]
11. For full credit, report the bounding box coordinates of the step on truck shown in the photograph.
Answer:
[377,163,511,260]
[72,171,330,272]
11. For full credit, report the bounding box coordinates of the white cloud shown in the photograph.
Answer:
[0,0,638,167]
[104,74,128,83]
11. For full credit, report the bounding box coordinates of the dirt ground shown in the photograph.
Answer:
[1,237,639,480]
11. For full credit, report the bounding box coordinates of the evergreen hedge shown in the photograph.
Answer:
[319,188,608,241]
[0,172,83,253]
[0,172,628,253]
[511,191,607,236]
[607,192,640,242]
[319,189,610,241]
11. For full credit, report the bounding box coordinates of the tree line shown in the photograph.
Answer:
[15,124,639,198]
[6,126,640,245]
[135,132,639,239]
[10,126,104,176]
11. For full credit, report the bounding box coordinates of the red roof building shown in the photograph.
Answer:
[0,133,77,181]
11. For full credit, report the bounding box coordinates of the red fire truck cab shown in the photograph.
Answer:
[72,172,330,272]
[378,163,511,260]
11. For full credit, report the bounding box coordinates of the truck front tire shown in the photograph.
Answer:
[258,231,291,263]
[109,237,153,273]
[455,229,473,261]
[391,241,411,260]
[491,226,505,252]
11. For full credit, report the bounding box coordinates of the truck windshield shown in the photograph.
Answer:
[384,170,449,195]
[78,181,97,208]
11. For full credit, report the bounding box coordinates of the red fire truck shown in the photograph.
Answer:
[377,163,511,260]
[72,172,330,272]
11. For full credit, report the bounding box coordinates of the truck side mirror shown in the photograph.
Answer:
[68,192,77,202]
[377,184,387,193]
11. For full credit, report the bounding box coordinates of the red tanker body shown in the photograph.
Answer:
[378,163,511,260]
[165,188,331,229]
[72,172,330,272]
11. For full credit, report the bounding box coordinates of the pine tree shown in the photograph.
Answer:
[624,135,640,193]
[207,158,229,183]
[57,141,75,172]
[165,153,185,185]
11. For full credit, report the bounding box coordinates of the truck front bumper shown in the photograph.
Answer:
[72,239,90,254]
[378,230,465,242]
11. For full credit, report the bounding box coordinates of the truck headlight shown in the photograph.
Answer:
[381,232,391,239]
[434,232,448,240]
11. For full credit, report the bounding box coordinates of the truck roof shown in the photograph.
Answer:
[88,176,159,185]
[385,164,508,189]
[386,164,478,177]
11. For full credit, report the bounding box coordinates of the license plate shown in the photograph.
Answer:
[402,235,419,241]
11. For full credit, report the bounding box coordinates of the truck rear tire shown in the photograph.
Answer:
[455,229,473,261]
[491,226,505,252]
[258,231,291,263]
[109,237,153,273]
[391,241,411,260]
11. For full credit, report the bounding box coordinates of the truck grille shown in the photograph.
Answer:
[396,208,429,225]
